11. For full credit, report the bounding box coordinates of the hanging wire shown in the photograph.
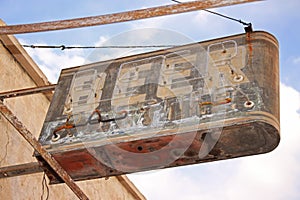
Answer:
[22,44,178,50]
[23,1,253,51]
[41,172,49,200]
[170,0,253,32]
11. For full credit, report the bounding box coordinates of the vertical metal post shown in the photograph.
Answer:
[0,100,89,200]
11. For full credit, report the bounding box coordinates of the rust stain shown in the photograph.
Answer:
[246,32,253,60]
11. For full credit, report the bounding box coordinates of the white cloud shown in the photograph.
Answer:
[87,28,195,64]
[129,83,300,200]
[94,36,110,47]
[86,34,137,62]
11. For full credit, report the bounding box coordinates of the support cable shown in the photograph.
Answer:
[22,44,177,50]
[170,0,253,32]
[41,172,49,200]
[22,0,254,51]
[0,0,257,35]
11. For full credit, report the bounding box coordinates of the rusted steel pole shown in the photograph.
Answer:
[0,0,259,35]
[0,162,43,179]
[0,84,56,100]
[0,101,89,200]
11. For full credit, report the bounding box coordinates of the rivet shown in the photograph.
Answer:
[244,101,254,108]
[233,75,244,82]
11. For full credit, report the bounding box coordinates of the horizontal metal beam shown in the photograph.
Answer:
[0,101,89,200]
[0,84,56,100]
[0,0,259,35]
[0,162,43,179]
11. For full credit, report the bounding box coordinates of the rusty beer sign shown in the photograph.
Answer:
[37,31,280,183]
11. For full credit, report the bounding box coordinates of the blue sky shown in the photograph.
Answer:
[2,0,300,91]
[1,0,300,199]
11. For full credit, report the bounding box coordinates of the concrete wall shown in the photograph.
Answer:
[0,25,145,200]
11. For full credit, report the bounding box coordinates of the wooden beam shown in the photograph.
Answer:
[0,0,259,35]
[0,100,89,200]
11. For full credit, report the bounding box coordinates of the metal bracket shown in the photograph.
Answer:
[0,101,89,200]
[0,162,43,179]
[244,23,253,33]
[0,84,56,101]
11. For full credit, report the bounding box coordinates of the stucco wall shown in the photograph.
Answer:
[0,32,145,200]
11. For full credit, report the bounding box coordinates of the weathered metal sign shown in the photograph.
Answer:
[37,31,280,184]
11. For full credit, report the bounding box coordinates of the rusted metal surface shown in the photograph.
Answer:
[37,31,280,184]
[0,0,259,35]
[0,84,56,100]
[0,162,43,179]
[43,121,279,184]
[0,100,89,200]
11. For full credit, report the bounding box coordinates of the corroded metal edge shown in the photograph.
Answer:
[41,110,279,154]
